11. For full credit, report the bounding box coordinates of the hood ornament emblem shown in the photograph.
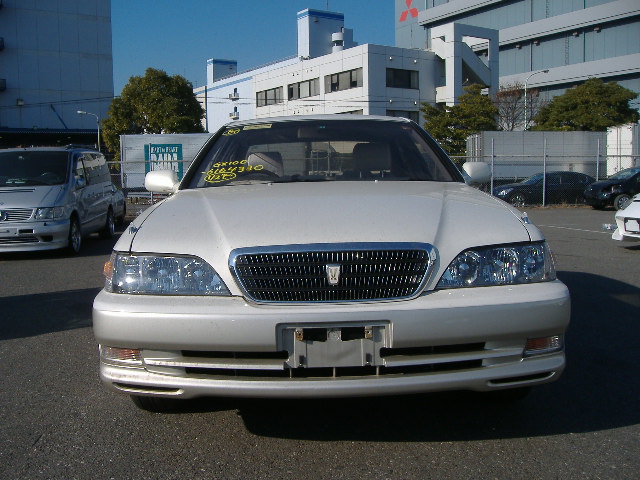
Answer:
[325,264,341,286]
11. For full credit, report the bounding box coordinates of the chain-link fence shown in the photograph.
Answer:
[452,152,640,207]
[106,158,193,218]
[106,153,639,216]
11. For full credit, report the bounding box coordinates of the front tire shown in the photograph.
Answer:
[99,208,115,239]
[131,395,183,413]
[67,216,82,255]
[481,386,531,403]
[509,193,526,207]
[614,194,631,210]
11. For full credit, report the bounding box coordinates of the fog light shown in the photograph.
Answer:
[100,346,143,366]
[524,336,563,356]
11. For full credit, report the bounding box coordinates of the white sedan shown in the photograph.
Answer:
[93,115,570,412]
[612,194,640,242]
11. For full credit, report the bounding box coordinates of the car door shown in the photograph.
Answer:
[91,153,113,228]
[72,153,93,230]
[79,153,105,232]
[543,173,563,204]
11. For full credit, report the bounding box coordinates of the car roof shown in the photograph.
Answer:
[0,145,99,153]
[224,114,413,129]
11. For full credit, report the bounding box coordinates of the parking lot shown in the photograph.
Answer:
[0,206,638,480]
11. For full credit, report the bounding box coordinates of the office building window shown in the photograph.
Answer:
[324,68,363,93]
[256,86,284,107]
[386,69,419,89]
[288,78,320,100]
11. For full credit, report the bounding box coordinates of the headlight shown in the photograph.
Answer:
[35,206,66,220]
[104,252,231,295]
[605,184,623,195]
[437,242,555,289]
[495,188,513,197]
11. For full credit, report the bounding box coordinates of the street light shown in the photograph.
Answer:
[524,69,549,130]
[77,110,101,152]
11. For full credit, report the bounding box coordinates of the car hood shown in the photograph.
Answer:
[586,179,622,190]
[493,182,528,193]
[118,182,540,292]
[0,185,65,208]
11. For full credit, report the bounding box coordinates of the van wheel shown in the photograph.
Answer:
[131,395,183,413]
[67,216,82,255]
[100,209,115,239]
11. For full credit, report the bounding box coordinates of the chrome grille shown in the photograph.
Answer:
[0,208,34,221]
[230,243,434,303]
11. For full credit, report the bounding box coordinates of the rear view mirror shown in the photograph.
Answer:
[462,162,491,185]
[145,170,179,193]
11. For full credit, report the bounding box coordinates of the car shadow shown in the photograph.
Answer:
[0,287,100,340]
[169,270,639,441]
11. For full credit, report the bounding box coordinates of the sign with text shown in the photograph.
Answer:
[144,144,184,178]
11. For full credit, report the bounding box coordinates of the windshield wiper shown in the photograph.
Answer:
[272,175,336,183]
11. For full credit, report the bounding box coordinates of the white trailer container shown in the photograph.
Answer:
[119,133,212,192]
[607,124,640,175]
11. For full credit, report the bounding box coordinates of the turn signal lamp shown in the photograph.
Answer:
[100,346,143,366]
[524,335,563,356]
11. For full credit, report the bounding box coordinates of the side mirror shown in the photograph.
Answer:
[75,176,86,189]
[145,170,179,193]
[462,162,491,185]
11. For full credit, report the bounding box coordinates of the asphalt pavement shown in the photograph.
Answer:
[0,206,638,480]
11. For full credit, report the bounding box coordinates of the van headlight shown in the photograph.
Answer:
[437,242,556,289]
[104,252,231,296]
[35,206,66,220]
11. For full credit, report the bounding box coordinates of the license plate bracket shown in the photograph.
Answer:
[625,218,640,233]
[279,323,389,369]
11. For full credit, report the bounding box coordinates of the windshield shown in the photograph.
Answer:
[609,168,640,180]
[185,119,461,188]
[0,151,69,186]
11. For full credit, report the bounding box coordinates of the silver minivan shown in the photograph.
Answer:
[0,146,125,254]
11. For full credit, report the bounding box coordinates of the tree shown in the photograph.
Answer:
[532,78,638,131]
[493,82,544,131]
[421,84,497,157]
[102,68,205,158]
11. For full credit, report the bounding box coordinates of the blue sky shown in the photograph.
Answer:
[111,0,396,95]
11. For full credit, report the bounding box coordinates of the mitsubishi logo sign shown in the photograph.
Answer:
[399,0,419,22]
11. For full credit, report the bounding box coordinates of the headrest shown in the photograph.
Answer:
[352,143,391,171]
[247,152,284,177]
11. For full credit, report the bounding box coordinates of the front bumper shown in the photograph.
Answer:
[583,190,612,207]
[93,280,571,399]
[0,219,69,252]
[612,214,640,242]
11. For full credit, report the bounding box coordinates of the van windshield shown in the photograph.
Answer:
[0,151,69,186]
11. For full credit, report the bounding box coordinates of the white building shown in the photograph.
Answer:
[396,0,640,108]
[202,8,497,133]
[0,0,113,145]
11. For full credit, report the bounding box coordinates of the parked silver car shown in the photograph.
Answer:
[0,146,124,254]
[93,116,570,412]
